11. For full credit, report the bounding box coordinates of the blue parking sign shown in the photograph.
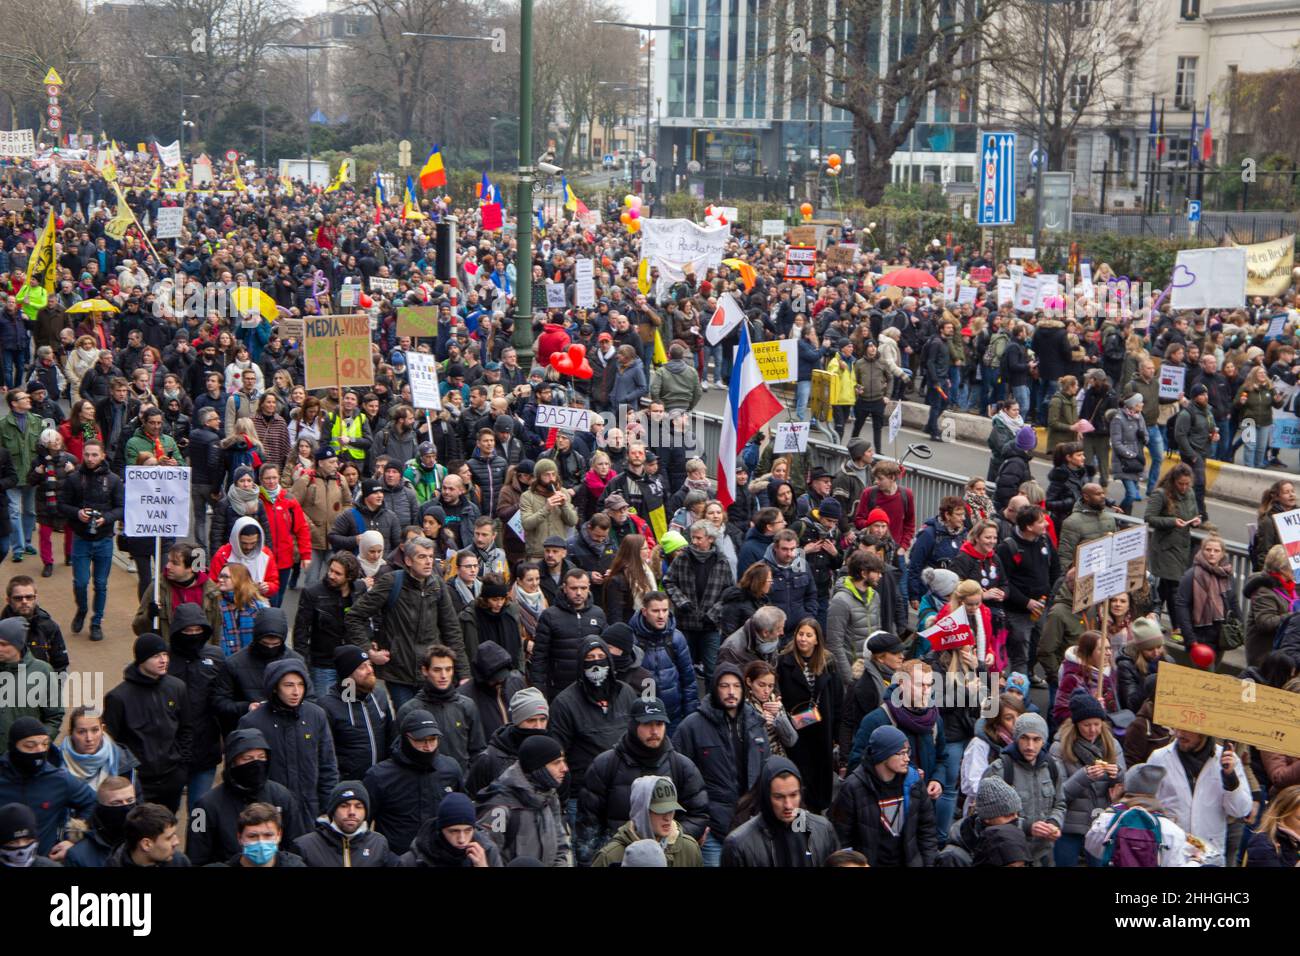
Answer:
[1187,200,1201,223]
[978,132,1016,226]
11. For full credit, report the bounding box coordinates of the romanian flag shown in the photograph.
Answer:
[325,158,351,193]
[562,178,588,215]
[403,176,424,220]
[1155,100,1166,161]
[477,171,491,199]
[373,172,387,224]
[419,145,446,191]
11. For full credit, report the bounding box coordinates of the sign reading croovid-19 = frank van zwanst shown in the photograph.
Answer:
[124,466,191,538]
[304,313,373,391]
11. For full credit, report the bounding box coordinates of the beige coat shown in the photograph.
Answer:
[518,487,579,558]
[291,472,350,550]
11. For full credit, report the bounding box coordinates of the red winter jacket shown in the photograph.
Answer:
[259,489,312,570]
[537,323,571,370]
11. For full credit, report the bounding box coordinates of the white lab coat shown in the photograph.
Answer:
[1147,741,1252,856]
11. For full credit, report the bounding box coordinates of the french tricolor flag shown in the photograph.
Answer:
[718,321,783,510]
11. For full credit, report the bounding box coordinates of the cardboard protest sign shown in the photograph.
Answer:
[1154,661,1300,758]
[397,306,439,338]
[304,313,373,391]
[784,246,817,281]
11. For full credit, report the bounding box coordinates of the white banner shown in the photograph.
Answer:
[1169,247,1248,310]
[957,286,977,306]
[406,351,443,411]
[1009,247,1036,260]
[157,140,181,168]
[534,404,592,431]
[1014,275,1041,313]
[997,277,1015,307]
[370,276,399,296]
[639,218,730,268]
[574,257,595,308]
[154,206,183,240]
[888,401,903,444]
[761,219,786,237]
[124,466,191,538]
[943,264,958,300]
[774,421,810,453]
[0,129,35,158]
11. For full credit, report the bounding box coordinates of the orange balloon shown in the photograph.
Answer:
[828,153,842,169]
[799,202,813,219]
[627,218,641,233]
[620,212,632,226]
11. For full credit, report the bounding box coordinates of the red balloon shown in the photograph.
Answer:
[1188,643,1216,670]
[548,350,571,374]
[565,343,593,380]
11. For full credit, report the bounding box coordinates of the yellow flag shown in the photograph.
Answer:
[25,209,58,295]
[281,176,295,198]
[148,164,161,190]
[176,162,188,190]
[722,257,757,292]
[652,328,667,366]
[232,161,246,191]
[324,158,350,193]
[636,258,651,295]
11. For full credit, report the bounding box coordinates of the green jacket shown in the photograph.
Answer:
[1046,390,1079,454]
[1038,576,1090,683]
[1237,383,1277,430]
[0,412,41,480]
[1057,499,1117,573]
[853,356,892,402]
[649,359,703,411]
[0,651,64,751]
[1144,486,1199,582]
[590,820,703,867]
[1122,374,1160,427]
[123,426,184,466]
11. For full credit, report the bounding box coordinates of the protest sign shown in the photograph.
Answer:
[774,422,810,453]
[1014,275,1040,313]
[997,278,1015,307]
[1271,412,1300,451]
[761,219,786,237]
[405,351,443,411]
[396,306,438,338]
[943,264,958,300]
[1265,314,1289,340]
[788,225,817,247]
[1237,234,1295,298]
[1111,524,1149,589]
[1009,247,1036,261]
[340,282,358,309]
[276,317,305,341]
[0,129,35,158]
[1169,247,1248,310]
[574,257,595,308]
[957,286,977,306]
[920,607,975,652]
[1271,506,1300,572]
[578,209,601,230]
[826,244,857,269]
[370,276,399,296]
[157,140,181,167]
[784,246,817,281]
[154,206,183,240]
[750,339,797,383]
[545,281,567,309]
[124,466,191,538]
[534,404,592,431]
[888,401,903,444]
[507,511,526,542]
[639,218,729,267]
[304,313,372,391]
[1154,662,1300,758]
[1158,363,1186,401]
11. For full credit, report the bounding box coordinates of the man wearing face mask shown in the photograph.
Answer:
[362,709,465,855]
[294,780,397,867]
[165,603,225,803]
[466,687,554,801]
[0,802,61,868]
[717,605,788,671]
[211,607,308,735]
[401,791,502,867]
[61,775,137,867]
[103,633,193,812]
[0,717,97,854]
[186,728,310,867]
[577,697,709,863]
[216,802,308,868]
[477,734,574,866]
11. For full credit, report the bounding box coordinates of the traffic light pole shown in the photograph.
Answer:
[511,0,536,370]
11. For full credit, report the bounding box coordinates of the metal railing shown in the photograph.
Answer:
[685,408,1254,609]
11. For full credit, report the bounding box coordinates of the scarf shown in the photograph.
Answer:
[964,490,994,523]
[58,733,121,782]
[512,584,546,637]
[453,577,481,607]
[748,696,787,757]
[359,555,386,578]
[1071,733,1105,771]
[993,410,1025,434]
[1270,572,1297,604]
[885,697,939,736]
[228,484,261,516]
[78,418,99,443]
[1191,550,1231,628]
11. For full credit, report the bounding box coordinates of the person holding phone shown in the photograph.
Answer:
[1144,464,1199,630]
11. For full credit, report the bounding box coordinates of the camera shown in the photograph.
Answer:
[85,510,102,526]
[538,161,564,177]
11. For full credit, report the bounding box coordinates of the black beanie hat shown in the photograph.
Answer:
[133,633,168,666]
[6,717,47,746]
[603,623,636,656]
[0,802,38,844]
[333,644,369,680]
[518,734,563,773]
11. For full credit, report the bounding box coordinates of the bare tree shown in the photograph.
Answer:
[0,0,95,131]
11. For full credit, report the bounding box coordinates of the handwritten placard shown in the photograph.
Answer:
[1154,661,1300,758]
[774,421,810,453]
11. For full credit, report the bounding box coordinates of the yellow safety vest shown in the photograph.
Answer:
[331,414,366,461]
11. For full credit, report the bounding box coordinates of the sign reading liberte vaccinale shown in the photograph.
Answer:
[304,313,373,391]
[125,466,191,538]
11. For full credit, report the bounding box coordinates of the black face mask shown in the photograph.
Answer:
[401,738,438,769]
[250,640,283,661]
[527,767,561,792]
[226,758,269,794]
[170,629,208,657]
[8,748,46,776]
[94,802,134,842]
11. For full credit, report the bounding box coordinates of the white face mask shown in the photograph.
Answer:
[0,842,37,867]
[584,665,609,685]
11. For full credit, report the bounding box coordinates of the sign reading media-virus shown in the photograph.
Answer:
[305,314,374,391]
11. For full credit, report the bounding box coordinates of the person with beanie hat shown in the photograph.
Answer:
[621,838,669,867]
[477,733,574,866]
[320,644,394,782]
[211,605,308,735]
[831,723,937,867]
[0,616,63,752]
[972,823,1033,866]
[362,709,466,855]
[915,566,961,642]
[400,791,504,867]
[0,717,97,855]
[721,757,839,866]
[465,687,553,801]
[328,476,401,555]
[0,802,61,867]
[602,622,653,693]
[591,775,703,867]
[102,634,193,812]
[293,780,396,867]
[672,664,771,866]
[396,643,486,773]
[1117,617,1169,711]
[238,657,339,819]
[993,427,1038,512]
[1085,762,1190,866]
[1051,688,1125,866]
[982,711,1065,865]
[976,775,1023,819]
[518,457,579,559]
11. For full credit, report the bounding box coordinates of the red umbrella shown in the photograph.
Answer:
[878,268,941,289]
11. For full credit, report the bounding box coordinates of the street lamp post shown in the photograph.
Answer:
[268,43,331,186]
[256,68,268,169]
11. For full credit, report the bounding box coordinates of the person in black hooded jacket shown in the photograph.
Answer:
[210,607,309,734]
[400,793,504,867]
[165,602,224,801]
[293,780,397,867]
[237,657,339,820]
[320,645,394,781]
[466,687,558,801]
[830,724,938,867]
[186,728,310,866]
[102,633,193,812]
[672,664,771,865]
[721,756,839,866]
[577,696,710,861]
[362,708,465,854]
[466,640,527,739]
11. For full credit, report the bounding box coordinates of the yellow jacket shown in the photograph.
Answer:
[826,353,856,405]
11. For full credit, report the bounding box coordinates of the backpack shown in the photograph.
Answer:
[1000,754,1060,790]
[982,332,1009,370]
[1098,804,1163,867]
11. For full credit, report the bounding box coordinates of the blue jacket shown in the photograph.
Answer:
[0,308,29,351]
[849,704,947,782]
[234,317,272,363]
[628,610,699,729]
[610,358,648,409]
[763,547,820,636]
[797,339,822,381]
[737,527,773,575]
[0,748,98,853]
[906,517,967,601]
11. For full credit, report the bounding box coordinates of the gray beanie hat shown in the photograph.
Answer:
[1013,712,1049,742]
[622,839,668,867]
[922,567,960,599]
[1128,617,1164,652]
[509,687,549,726]
[1123,392,1144,410]
[1124,762,1167,796]
[975,776,1023,820]
[0,617,27,653]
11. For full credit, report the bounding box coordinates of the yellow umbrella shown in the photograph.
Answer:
[66,298,120,314]
[230,286,278,322]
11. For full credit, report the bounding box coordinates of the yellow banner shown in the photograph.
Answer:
[751,339,797,384]
[1235,235,1295,297]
